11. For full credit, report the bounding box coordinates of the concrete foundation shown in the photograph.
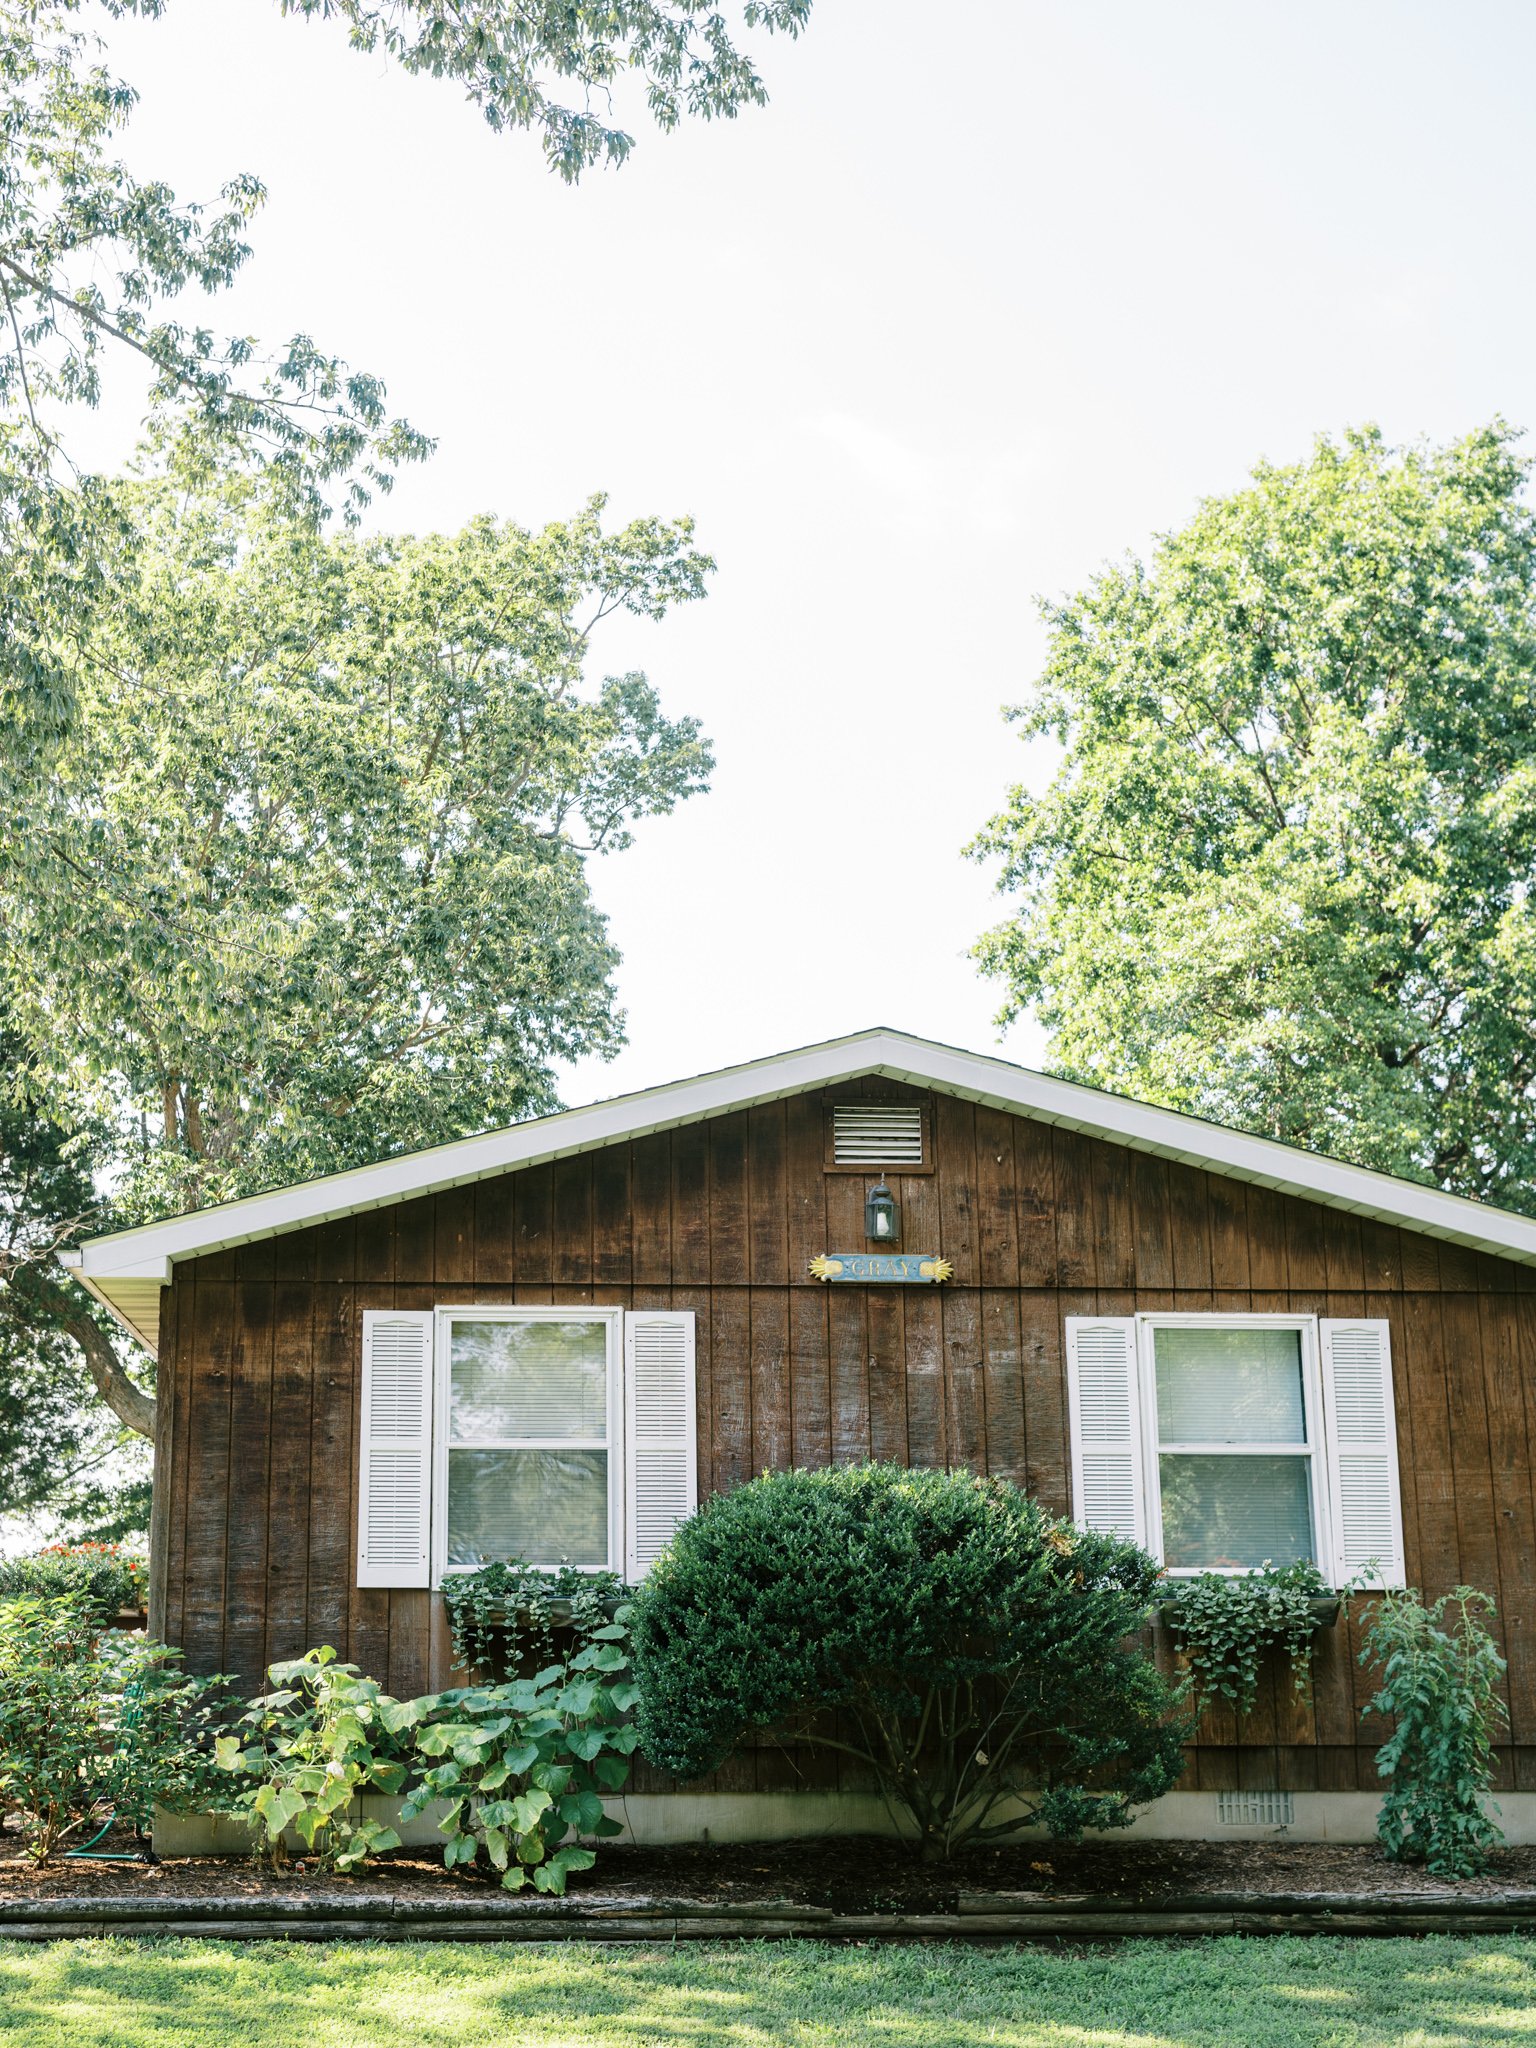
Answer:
[151,1787,1536,1857]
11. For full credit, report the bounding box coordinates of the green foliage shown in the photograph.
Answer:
[629,1464,1189,1861]
[12,483,712,1223]
[440,1561,630,1679]
[0,1019,132,1516]
[391,1620,639,1894]
[1166,1560,1338,1718]
[1361,1586,1509,1880]
[0,1595,230,1860]
[0,1543,145,1618]
[2,480,711,1481]
[214,1648,408,1873]
[972,424,1536,1211]
[217,1628,638,1892]
[286,2,815,181]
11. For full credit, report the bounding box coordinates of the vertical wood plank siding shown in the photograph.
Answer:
[157,1077,1536,1794]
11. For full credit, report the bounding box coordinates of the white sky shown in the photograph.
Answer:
[89,0,1536,1110]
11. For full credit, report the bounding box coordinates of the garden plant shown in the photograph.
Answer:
[1361,1584,1509,1879]
[0,1594,230,1861]
[1165,1559,1342,1718]
[629,1462,1190,1861]
[214,1649,410,1874]
[0,1544,145,1619]
[212,1580,640,1891]
[439,1560,629,1679]
[392,1617,639,1893]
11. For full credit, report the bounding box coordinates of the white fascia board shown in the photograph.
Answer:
[67,1026,1536,1289]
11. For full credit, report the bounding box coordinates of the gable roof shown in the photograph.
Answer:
[62,1025,1536,1354]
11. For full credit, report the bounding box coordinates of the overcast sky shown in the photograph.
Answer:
[94,0,1536,1109]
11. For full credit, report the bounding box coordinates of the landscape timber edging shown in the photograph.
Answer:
[4,1889,1536,1942]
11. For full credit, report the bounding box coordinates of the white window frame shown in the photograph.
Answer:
[1136,1312,1335,1579]
[430,1304,625,1587]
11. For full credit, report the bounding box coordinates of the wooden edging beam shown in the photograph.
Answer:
[4,1891,1536,1942]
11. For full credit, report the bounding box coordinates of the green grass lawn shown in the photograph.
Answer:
[1,1937,1534,2047]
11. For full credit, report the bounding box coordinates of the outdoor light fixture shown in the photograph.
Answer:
[864,1177,900,1243]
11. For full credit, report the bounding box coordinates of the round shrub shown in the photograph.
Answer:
[629,1463,1188,1859]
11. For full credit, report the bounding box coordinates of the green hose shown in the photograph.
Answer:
[64,1665,159,1863]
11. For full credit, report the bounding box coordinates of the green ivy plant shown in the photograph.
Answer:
[440,1561,629,1679]
[1164,1560,1339,1718]
[1361,1586,1509,1880]
[389,1610,639,1893]
[215,1648,409,1873]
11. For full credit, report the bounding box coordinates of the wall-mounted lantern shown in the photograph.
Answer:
[864,1177,900,1243]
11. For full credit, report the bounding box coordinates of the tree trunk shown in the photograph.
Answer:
[39,1273,157,1438]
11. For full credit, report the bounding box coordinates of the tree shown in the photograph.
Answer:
[630,1465,1188,1861]
[2,478,713,1447]
[971,424,1536,1210]
[284,1,814,181]
[1,0,805,1496]
[0,0,814,782]
[0,1021,137,1506]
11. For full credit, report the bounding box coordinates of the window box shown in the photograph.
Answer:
[1152,1594,1342,1630]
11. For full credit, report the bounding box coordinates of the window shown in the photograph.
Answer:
[355,1305,696,1590]
[1065,1312,1405,1588]
[1149,1323,1318,1571]
[443,1311,621,1572]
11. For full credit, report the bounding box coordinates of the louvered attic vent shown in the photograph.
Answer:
[833,1104,924,1165]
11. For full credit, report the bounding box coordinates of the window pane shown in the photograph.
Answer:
[1154,1326,1305,1444]
[1159,1453,1314,1570]
[447,1449,609,1568]
[450,1320,608,1443]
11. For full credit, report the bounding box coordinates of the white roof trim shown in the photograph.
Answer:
[63,1026,1536,1356]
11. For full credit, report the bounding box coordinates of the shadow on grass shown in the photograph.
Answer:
[2,1936,1536,2047]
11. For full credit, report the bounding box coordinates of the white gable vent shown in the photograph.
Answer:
[1216,1790,1294,1827]
[833,1104,923,1165]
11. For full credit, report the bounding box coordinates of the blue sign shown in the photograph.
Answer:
[808,1253,953,1284]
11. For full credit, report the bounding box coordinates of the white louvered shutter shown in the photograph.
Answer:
[1065,1317,1146,1546]
[1319,1318,1405,1589]
[357,1310,434,1589]
[624,1311,697,1580]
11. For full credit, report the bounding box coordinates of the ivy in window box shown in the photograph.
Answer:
[440,1561,630,1680]
[1158,1560,1345,1719]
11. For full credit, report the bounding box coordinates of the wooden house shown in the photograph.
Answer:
[62,1028,1536,1843]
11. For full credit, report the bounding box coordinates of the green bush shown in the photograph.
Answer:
[629,1463,1189,1860]
[1361,1585,1509,1880]
[0,1544,145,1618]
[0,1595,232,1861]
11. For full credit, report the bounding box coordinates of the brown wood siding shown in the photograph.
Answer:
[155,1073,1536,1799]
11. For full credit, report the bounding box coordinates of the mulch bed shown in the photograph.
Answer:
[6,1825,1536,1912]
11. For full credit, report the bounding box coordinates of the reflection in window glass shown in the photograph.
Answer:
[444,1316,611,1572]
[1159,1453,1314,1570]
[450,1320,607,1442]
[447,1449,608,1568]
[1154,1325,1305,1444]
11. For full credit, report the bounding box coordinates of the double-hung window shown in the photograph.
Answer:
[1066,1311,1405,1587]
[354,1304,696,1589]
[442,1309,621,1573]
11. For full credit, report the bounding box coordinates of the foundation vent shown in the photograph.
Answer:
[1215,1790,1294,1827]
